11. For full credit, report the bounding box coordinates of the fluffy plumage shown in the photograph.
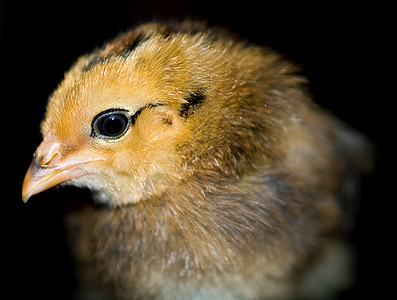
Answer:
[22,21,371,299]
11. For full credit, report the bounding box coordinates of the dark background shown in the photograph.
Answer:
[0,1,392,298]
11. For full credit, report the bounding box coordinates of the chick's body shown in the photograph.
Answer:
[23,21,371,299]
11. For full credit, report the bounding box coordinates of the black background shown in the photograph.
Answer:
[0,1,392,298]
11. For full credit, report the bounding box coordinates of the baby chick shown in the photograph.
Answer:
[22,21,371,299]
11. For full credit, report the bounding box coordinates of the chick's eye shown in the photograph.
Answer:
[99,114,129,137]
[91,110,130,139]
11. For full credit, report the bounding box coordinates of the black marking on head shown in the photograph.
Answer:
[82,34,150,72]
[130,106,145,127]
[120,34,149,58]
[130,102,166,126]
[83,56,109,72]
[128,103,164,127]
[146,102,165,110]
[179,89,206,118]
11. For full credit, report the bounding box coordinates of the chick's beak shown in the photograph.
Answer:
[22,134,94,202]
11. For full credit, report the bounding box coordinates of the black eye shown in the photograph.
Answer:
[91,109,130,139]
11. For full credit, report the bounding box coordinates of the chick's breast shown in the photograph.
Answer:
[22,21,371,299]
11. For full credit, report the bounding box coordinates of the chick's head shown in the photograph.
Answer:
[22,22,299,206]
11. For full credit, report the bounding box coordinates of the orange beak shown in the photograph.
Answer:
[22,134,97,202]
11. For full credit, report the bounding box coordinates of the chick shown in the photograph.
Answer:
[22,21,371,299]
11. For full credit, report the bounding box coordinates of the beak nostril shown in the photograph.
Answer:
[34,136,61,168]
[36,152,59,167]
